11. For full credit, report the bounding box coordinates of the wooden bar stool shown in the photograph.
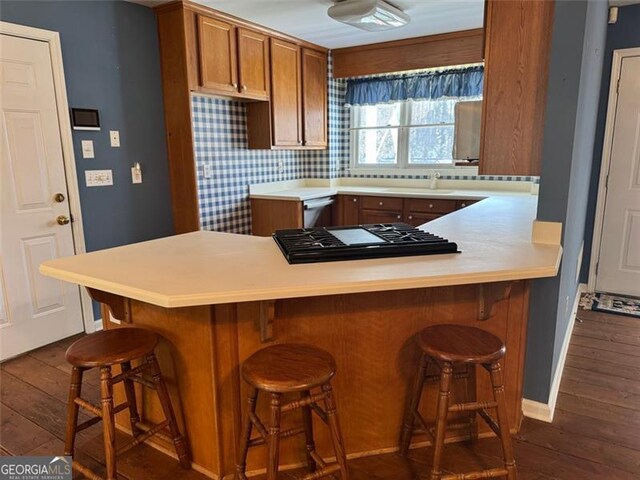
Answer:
[63,328,190,480]
[236,343,349,480]
[399,324,517,480]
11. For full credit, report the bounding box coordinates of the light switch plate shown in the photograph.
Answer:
[131,166,142,184]
[110,130,120,147]
[85,169,113,187]
[203,163,213,179]
[81,140,95,159]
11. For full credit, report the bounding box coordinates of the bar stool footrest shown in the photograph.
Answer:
[72,459,104,480]
[300,461,341,480]
[439,467,509,480]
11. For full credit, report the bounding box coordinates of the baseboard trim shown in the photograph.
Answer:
[522,283,586,423]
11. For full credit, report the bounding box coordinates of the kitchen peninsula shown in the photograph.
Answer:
[40,196,561,479]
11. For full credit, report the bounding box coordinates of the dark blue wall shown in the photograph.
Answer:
[0,1,175,319]
[581,3,640,282]
[524,0,607,402]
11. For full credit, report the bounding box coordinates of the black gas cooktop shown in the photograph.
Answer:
[273,223,459,264]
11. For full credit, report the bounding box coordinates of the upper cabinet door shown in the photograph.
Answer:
[270,38,302,147]
[197,15,238,94]
[301,49,327,147]
[237,28,270,100]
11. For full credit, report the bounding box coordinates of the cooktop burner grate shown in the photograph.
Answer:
[273,223,459,264]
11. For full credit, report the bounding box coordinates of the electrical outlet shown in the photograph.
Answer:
[110,130,120,147]
[85,169,113,187]
[565,295,570,315]
[131,163,142,184]
[203,163,213,179]
[278,160,285,173]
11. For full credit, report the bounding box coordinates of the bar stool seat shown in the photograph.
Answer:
[237,343,349,480]
[64,327,190,480]
[66,328,158,367]
[242,343,337,392]
[401,324,517,480]
[417,324,506,364]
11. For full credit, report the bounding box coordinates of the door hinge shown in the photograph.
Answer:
[616,79,620,94]
[595,261,599,275]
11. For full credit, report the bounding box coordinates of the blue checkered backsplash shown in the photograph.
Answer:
[192,55,538,234]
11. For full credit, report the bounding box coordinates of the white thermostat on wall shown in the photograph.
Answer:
[71,108,100,131]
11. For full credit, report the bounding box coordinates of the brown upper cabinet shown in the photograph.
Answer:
[197,16,238,95]
[270,39,303,146]
[197,15,270,100]
[302,48,328,147]
[237,28,270,100]
[479,0,554,176]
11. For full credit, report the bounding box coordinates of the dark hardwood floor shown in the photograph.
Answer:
[1,306,639,479]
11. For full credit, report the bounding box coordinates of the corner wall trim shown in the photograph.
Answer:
[522,283,586,423]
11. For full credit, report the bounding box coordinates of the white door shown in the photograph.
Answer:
[596,55,640,297]
[0,33,84,360]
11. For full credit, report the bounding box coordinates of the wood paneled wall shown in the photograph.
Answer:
[331,29,484,78]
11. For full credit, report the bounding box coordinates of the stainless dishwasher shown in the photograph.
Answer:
[303,197,335,228]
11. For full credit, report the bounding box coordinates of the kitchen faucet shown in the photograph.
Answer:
[428,170,441,190]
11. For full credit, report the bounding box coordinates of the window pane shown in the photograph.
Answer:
[408,126,454,164]
[410,98,457,125]
[353,103,401,128]
[356,128,398,165]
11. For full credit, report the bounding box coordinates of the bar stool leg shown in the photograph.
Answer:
[322,383,349,480]
[100,366,117,480]
[400,352,429,455]
[489,361,517,480]
[267,393,282,480]
[300,390,317,473]
[64,366,84,458]
[236,387,258,480]
[465,364,478,443]
[430,362,453,480]
[147,353,191,469]
[120,361,140,437]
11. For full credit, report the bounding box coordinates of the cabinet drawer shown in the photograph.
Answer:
[360,196,404,212]
[360,209,402,225]
[405,198,456,214]
[456,199,477,210]
[406,212,441,226]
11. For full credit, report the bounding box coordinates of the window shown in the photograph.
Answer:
[350,96,481,169]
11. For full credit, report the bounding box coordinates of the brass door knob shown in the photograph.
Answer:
[57,215,70,225]
[54,193,65,203]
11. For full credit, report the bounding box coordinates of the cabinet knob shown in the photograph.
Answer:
[242,84,247,91]
[379,201,384,206]
[352,198,358,203]
[231,82,238,88]
[408,215,413,220]
[396,215,402,220]
[429,204,434,209]
[461,203,467,208]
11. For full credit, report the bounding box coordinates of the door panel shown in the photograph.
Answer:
[197,15,238,94]
[1,33,83,360]
[270,38,301,146]
[597,55,640,296]
[301,48,327,147]
[237,28,269,100]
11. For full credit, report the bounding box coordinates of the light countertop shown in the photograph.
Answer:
[40,195,562,308]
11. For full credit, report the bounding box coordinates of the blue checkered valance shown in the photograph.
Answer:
[344,66,484,106]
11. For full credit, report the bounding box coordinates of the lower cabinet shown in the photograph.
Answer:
[251,195,479,235]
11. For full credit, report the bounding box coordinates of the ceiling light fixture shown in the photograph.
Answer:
[328,0,410,31]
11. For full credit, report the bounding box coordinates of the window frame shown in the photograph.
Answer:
[349,99,461,171]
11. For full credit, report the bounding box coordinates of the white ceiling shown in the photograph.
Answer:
[134,0,485,49]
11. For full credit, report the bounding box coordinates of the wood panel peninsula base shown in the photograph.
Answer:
[89,280,528,479]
